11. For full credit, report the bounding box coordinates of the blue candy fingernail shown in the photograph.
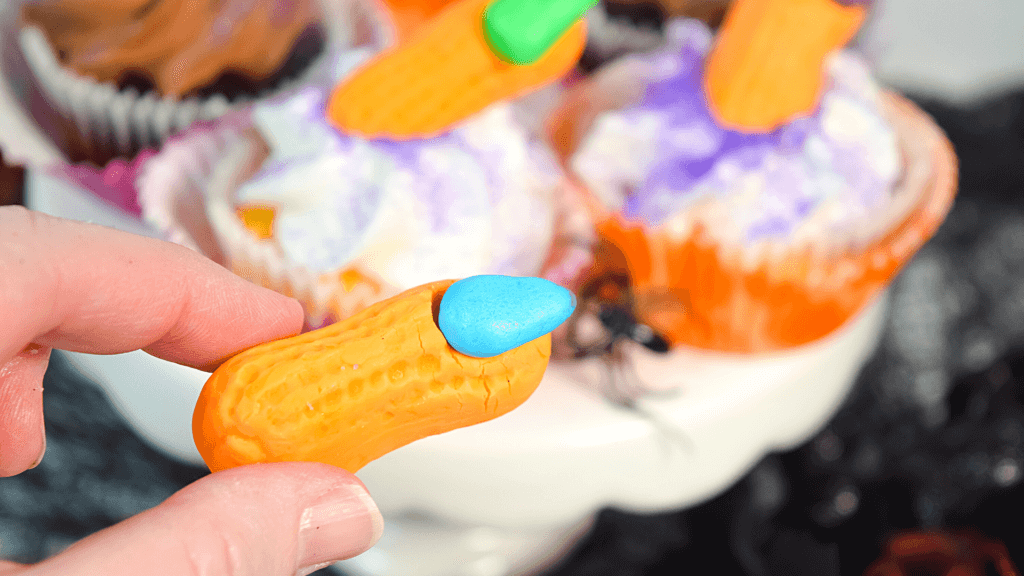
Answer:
[438,275,576,358]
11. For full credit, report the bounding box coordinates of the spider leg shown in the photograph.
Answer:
[609,340,644,405]
[602,342,695,453]
[599,348,635,408]
[632,397,696,454]
[619,340,684,401]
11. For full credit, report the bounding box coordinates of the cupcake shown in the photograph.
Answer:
[14,0,386,165]
[139,76,567,328]
[548,0,958,353]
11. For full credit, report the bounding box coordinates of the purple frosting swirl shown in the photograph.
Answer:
[619,26,820,225]
[572,19,899,242]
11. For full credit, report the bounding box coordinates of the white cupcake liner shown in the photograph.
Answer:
[210,132,400,326]
[138,116,399,328]
[15,0,391,160]
[136,115,248,257]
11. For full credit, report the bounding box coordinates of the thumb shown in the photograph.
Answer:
[28,462,383,576]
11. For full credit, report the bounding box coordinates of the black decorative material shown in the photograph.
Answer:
[0,355,208,563]
[0,88,1022,576]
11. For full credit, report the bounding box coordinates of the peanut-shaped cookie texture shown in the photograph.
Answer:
[193,276,575,473]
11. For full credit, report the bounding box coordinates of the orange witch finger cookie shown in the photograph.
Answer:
[327,0,590,139]
[704,0,868,131]
[193,276,575,473]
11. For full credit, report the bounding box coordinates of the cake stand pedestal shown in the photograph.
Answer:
[25,171,887,576]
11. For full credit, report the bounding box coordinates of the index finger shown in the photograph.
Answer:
[0,207,304,371]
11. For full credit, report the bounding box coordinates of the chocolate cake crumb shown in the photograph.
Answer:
[0,150,25,207]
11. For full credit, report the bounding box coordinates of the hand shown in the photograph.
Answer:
[0,207,383,575]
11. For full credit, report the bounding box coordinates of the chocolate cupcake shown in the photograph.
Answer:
[15,0,386,165]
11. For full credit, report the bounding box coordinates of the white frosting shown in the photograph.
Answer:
[234,87,561,291]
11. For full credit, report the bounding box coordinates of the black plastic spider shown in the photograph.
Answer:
[564,270,678,407]
[568,271,670,355]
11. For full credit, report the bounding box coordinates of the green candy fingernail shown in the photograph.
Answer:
[483,0,598,65]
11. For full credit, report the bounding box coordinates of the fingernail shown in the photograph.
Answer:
[31,399,47,469]
[23,346,47,470]
[29,428,45,469]
[296,481,383,574]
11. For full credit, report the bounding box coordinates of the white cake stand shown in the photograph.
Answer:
[24,171,886,576]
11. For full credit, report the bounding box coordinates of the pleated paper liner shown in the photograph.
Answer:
[557,93,957,353]
[14,0,388,166]
[137,114,397,330]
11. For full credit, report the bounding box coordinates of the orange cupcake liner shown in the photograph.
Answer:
[562,92,958,353]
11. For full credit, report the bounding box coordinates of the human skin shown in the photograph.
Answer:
[0,206,382,576]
